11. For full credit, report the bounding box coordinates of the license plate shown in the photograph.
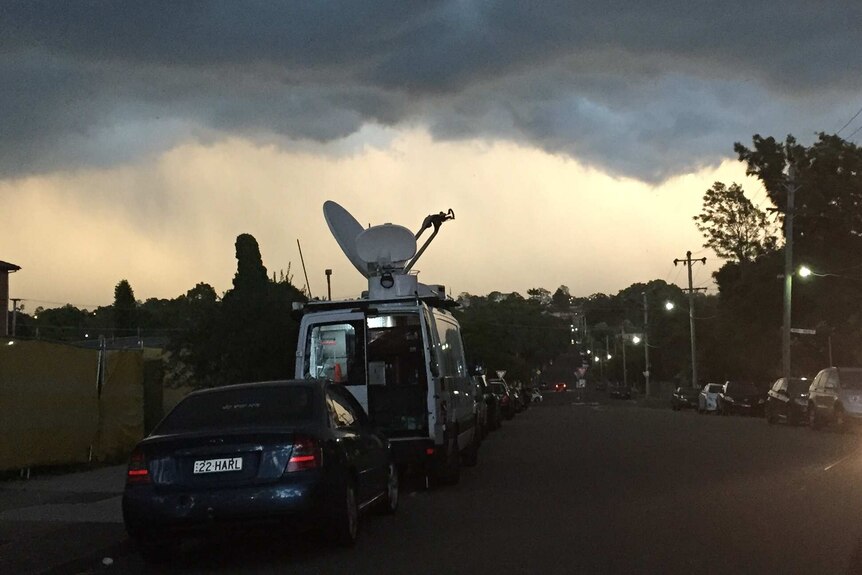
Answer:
[193,457,243,474]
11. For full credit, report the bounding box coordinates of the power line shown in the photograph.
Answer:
[847,123,862,140]
[837,104,862,135]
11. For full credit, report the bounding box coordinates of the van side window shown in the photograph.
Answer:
[433,316,466,378]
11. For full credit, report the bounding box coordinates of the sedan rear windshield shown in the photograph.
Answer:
[706,385,722,393]
[489,383,506,394]
[839,370,862,389]
[156,386,316,434]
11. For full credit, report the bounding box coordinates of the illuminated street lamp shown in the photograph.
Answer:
[665,301,675,311]
[799,265,812,278]
[632,335,641,345]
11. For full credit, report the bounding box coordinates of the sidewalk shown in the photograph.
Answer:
[0,464,128,574]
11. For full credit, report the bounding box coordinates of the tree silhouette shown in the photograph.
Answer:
[113,279,137,337]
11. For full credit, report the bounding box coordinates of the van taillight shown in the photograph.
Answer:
[286,435,321,473]
[126,448,150,485]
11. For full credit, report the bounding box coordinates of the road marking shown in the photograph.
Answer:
[824,453,855,471]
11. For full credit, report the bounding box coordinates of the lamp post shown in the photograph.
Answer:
[643,292,650,396]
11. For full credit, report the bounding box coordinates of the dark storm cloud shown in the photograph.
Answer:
[2,1,861,181]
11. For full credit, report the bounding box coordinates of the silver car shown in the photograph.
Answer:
[698,383,722,414]
[807,367,862,430]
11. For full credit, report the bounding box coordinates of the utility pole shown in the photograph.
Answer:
[621,324,627,388]
[325,269,332,301]
[781,166,799,385]
[674,251,707,388]
[643,292,650,397]
[10,298,21,337]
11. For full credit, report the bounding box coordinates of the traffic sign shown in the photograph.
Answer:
[790,328,816,335]
[496,370,507,378]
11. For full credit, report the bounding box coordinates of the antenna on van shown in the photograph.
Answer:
[404,209,454,273]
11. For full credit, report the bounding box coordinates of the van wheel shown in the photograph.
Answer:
[433,429,461,486]
[378,463,399,515]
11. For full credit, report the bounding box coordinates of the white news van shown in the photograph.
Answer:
[294,202,478,484]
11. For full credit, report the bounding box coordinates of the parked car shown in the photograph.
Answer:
[608,382,631,399]
[122,380,398,562]
[717,381,766,416]
[671,386,700,410]
[473,375,498,434]
[698,383,723,414]
[807,367,862,430]
[554,382,568,392]
[488,379,515,420]
[765,376,811,425]
[511,383,526,412]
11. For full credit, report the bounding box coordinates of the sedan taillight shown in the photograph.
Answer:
[285,435,321,473]
[126,448,151,485]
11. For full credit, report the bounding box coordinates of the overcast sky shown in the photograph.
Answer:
[3,2,861,309]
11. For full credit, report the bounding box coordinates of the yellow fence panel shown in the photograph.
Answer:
[0,341,99,470]
[93,350,145,462]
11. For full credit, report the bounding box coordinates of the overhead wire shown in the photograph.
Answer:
[837,104,862,135]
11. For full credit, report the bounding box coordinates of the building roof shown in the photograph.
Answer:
[0,260,21,272]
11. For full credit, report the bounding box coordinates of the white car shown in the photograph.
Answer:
[698,383,722,413]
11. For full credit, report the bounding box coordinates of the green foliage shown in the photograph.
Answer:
[581,281,691,385]
[232,233,269,293]
[703,132,862,378]
[455,292,569,382]
[169,237,307,388]
[551,285,572,310]
[693,182,777,263]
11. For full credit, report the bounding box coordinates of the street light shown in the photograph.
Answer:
[799,265,812,278]
[632,335,641,345]
[665,301,675,311]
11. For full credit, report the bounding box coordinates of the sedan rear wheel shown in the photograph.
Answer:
[329,481,359,546]
[809,406,822,430]
[834,406,846,432]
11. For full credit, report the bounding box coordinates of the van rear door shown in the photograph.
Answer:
[297,312,369,410]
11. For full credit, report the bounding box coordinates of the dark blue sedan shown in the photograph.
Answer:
[122,380,398,562]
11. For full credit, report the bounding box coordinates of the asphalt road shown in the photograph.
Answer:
[7,392,862,574]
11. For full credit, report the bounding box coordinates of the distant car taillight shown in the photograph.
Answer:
[126,448,151,485]
[286,435,321,473]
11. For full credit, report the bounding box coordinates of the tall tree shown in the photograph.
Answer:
[231,233,269,294]
[734,133,862,367]
[113,279,137,337]
[693,181,777,263]
[551,285,572,310]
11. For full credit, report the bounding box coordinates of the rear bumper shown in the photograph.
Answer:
[389,438,435,469]
[123,474,326,536]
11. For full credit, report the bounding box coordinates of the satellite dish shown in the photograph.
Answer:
[356,224,417,271]
[323,201,368,277]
